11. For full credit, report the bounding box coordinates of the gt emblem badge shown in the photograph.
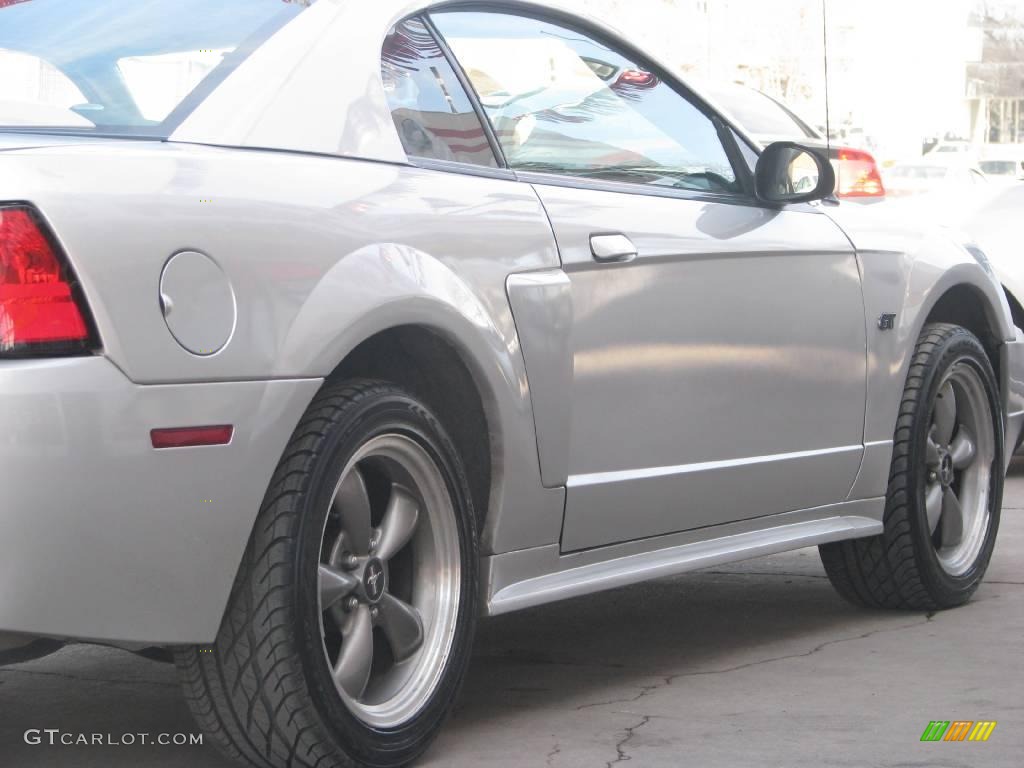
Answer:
[878,313,896,331]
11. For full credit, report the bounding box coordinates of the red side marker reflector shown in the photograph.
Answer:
[151,425,233,449]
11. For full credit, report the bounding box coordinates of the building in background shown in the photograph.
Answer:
[967,1,1024,145]
[582,0,1021,163]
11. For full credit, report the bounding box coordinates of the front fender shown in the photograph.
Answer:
[827,204,1016,498]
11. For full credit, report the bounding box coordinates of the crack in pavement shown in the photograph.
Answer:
[545,742,561,766]
[578,615,936,712]
[606,715,651,767]
[0,667,177,688]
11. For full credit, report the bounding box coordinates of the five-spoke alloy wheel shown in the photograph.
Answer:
[177,380,478,768]
[923,363,995,576]
[820,323,1003,609]
[317,434,462,728]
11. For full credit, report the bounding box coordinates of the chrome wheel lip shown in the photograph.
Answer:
[317,433,461,729]
[925,359,995,577]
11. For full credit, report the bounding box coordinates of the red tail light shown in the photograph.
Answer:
[0,205,94,356]
[833,148,886,198]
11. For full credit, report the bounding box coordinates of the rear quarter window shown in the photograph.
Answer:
[381,17,498,168]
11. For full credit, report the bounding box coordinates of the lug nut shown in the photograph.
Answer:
[343,553,359,570]
[345,597,359,612]
[370,606,379,620]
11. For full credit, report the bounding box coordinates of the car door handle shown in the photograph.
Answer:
[590,233,637,263]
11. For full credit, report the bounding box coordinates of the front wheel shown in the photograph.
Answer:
[176,379,478,768]
[820,323,1003,609]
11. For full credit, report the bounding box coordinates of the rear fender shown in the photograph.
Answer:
[281,243,563,555]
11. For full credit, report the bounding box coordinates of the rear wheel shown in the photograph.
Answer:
[176,379,478,768]
[820,323,1003,609]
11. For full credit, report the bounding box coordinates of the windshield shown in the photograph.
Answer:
[980,160,1021,176]
[0,0,312,137]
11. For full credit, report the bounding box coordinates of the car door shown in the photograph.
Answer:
[432,10,868,552]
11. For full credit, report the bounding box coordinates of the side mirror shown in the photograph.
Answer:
[755,141,836,205]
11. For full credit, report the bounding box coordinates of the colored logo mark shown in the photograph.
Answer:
[920,720,997,742]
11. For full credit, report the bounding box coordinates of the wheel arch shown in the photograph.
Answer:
[850,244,1018,498]
[275,242,559,556]
[922,281,1006,381]
[328,324,495,535]
[888,263,1015,447]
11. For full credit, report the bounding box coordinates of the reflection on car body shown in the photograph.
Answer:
[1,2,1022,767]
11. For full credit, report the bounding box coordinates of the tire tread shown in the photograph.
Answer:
[819,323,999,610]
[176,380,446,768]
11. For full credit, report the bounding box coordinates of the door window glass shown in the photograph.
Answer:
[381,18,497,167]
[431,12,738,193]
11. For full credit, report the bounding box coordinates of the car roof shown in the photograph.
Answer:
[171,0,758,163]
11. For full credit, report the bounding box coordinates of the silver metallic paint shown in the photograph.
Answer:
[846,440,895,500]
[530,183,868,550]
[563,447,863,552]
[0,145,563,560]
[505,271,574,487]
[484,498,884,615]
[159,250,237,356]
[1001,330,1024,465]
[823,203,1018,469]
[0,0,1022,645]
[589,233,638,262]
[0,357,320,643]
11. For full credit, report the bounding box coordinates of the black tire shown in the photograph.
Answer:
[176,379,479,768]
[820,323,1003,610]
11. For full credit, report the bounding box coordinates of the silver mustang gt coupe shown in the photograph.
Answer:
[1,1,1022,766]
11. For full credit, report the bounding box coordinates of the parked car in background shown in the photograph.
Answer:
[884,162,1024,385]
[960,183,1024,456]
[705,82,886,202]
[964,183,1024,329]
[885,161,988,197]
[928,139,975,156]
[924,139,980,166]
[2,2,1022,768]
[980,158,1024,180]
[882,160,999,225]
[979,144,1024,183]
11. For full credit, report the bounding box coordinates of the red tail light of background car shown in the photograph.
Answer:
[0,205,95,356]
[833,148,886,199]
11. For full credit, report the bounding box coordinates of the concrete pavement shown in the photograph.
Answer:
[3,467,1023,767]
